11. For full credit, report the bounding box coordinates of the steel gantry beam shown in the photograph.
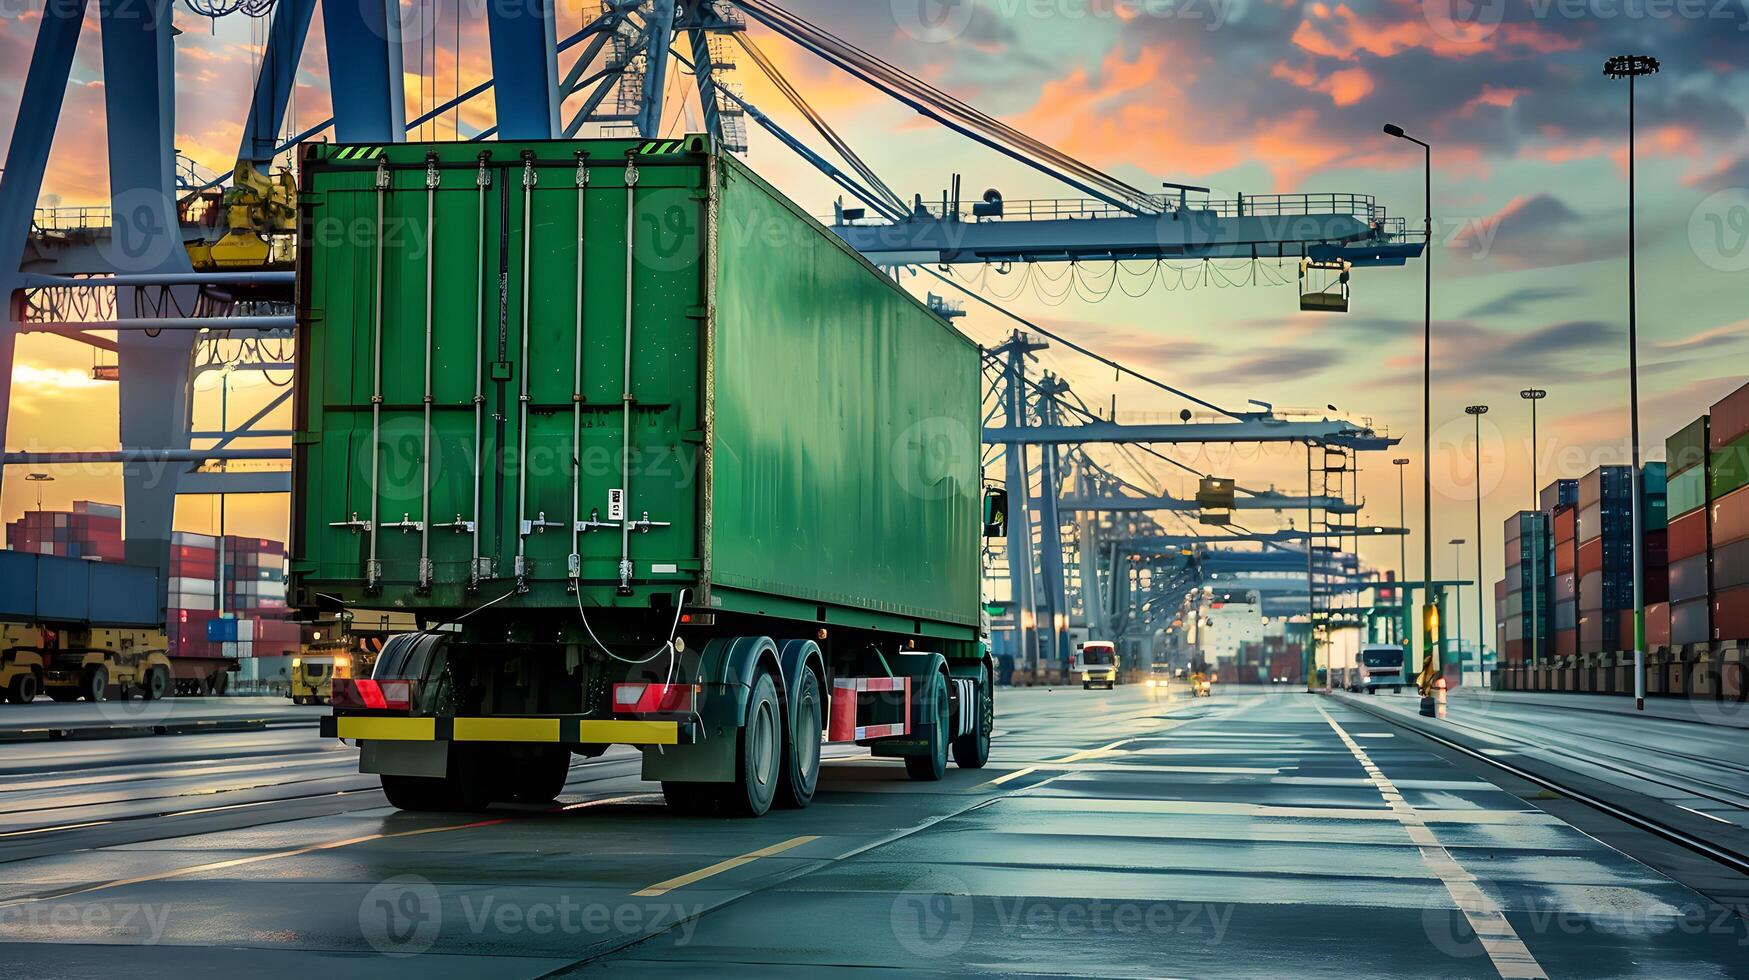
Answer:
[984,417,1396,450]
[238,0,317,168]
[487,0,563,139]
[102,0,202,605]
[0,0,89,506]
[1060,491,1359,514]
[320,0,406,142]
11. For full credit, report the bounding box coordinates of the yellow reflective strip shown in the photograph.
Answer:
[336,717,435,741]
[453,717,561,743]
[577,719,679,745]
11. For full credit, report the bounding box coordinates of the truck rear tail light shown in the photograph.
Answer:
[332,678,414,711]
[612,683,697,714]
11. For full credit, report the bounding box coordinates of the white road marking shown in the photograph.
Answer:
[1316,703,1548,980]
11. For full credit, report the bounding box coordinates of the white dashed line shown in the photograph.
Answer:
[1316,703,1548,980]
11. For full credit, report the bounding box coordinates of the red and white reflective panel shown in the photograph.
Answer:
[612,683,698,714]
[828,676,911,742]
[331,678,413,711]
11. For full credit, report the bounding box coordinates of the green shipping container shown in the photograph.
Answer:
[1667,416,1708,478]
[1668,465,1707,518]
[1710,432,1749,503]
[291,138,981,641]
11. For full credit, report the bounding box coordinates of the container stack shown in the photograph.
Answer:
[1501,512,1549,668]
[1710,384,1749,641]
[1627,462,1670,647]
[1548,481,1580,658]
[4,501,125,561]
[1668,416,1712,646]
[167,531,293,658]
[1575,466,1635,655]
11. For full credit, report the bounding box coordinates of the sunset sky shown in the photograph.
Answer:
[4,0,1749,646]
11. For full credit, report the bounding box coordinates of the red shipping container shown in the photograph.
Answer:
[1670,508,1708,560]
[1647,602,1671,647]
[1504,639,1525,665]
[1618,610,1636,648]
[1712,485,1749,549]
[1556,540,1576,574]
[1556,630,1577,657]
[1554,508,1576,541]
[1709,382,1749,451]
[1713,584,1749,641]
[1577,538,1603,577]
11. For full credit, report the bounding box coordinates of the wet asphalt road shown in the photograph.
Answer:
[0,686,1746,978]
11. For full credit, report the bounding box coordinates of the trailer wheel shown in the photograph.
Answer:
[381,773,491,813]
[81,666,108,702]
[497,747,571,804]
[775,667,822,809]
[6,672,39,705]
[142,666,169,701]
[905,672,949,782]
[952,665,993,770]
[720,671,782,817]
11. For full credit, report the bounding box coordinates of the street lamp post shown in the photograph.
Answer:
[1605,54,1658,712]
[1467,405,1490,685]
[25,472,53,515]
[1393,457,1411,645]
[1385,122,1437,716]
[1521,389,1547,673]
[1450,538,1467,678]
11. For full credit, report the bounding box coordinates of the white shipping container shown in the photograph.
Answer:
[171,594,214,611]
[172,531,219,548]
[259,582,287,600]
[169,576,216,596]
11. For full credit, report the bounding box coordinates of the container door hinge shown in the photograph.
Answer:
[685,304,709,319]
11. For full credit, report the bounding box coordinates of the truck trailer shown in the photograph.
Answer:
[0,551,238,702]
[298,137,1001,816]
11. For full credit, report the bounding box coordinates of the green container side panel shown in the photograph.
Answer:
[1667,416,1708,478]
[1710,433,1749,502]
[1668,465,1707,518]
[294,139,981,637]
[708,159,981,629]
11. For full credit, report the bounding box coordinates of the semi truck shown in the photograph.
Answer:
[0,551,237,702]
[299,137,1001,816]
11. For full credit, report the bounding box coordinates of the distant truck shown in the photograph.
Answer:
[1350,644,1407,694]
[0,551,237,702]
[1072,641,1119,689]
[299,137,1001,817]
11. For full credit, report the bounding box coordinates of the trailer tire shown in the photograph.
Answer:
[952,665,993,770]
[381,773,491,813]
[6,672,38,705]
[498,747,571,804]
[81,666,108,702]
[142,666,169,701]
[905,672,949,782]
[775,667,822,810]
[720,671,782,817]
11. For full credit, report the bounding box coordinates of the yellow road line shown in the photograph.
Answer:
[633,835,819,897]
[1050,738,1134,764]
[0,815,509,910]
[0,820,112,839]
[986,766,1038,786]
